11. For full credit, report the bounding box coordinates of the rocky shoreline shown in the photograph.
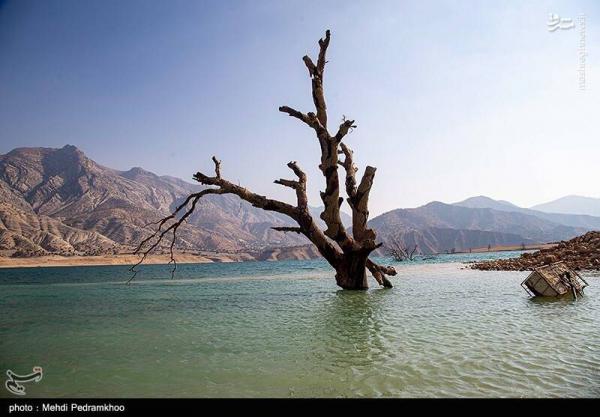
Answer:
[471,231,600,271]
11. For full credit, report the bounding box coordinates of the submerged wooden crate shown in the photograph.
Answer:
[521,262,588,297]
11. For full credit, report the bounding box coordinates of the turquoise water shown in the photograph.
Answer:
[1,252,599,398]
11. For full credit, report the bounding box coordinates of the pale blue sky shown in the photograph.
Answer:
[0,0,598,216]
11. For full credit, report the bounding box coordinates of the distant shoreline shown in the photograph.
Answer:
[0,243,557,269]
[0,244,327,268]
[443,243,557,255]
[0,252,255,269]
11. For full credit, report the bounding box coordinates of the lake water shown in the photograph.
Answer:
[1,252,599,398]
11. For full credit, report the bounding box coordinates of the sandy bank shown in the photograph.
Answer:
[0,252,256,268]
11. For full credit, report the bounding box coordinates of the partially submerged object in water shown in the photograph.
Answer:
[521,261,589,300]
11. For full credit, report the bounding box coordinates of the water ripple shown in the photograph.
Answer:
[0,263,598,398]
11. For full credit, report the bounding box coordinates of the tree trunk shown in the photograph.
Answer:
[335,252,369,290]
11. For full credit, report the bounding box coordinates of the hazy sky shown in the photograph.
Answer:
[1,0,598,216]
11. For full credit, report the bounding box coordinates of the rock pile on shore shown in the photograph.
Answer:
[471,231,600,271]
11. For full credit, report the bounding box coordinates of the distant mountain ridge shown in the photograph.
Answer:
[454,196,521,211]
[454,196,600,229]
[368,200,590,254]
[531,195,600,217]
[1,146,597,258]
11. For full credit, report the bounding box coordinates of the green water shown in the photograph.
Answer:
[1,253,599,398]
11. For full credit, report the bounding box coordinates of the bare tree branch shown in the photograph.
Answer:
[338,143,358,200]
[316,30,330,76]
[194,165,298,219]
[128,188,225,283]
[278,106,327,135]
[302,56,316,77]
[274,179,299,189]
[334,118,357,143]
[286,161,308,209]
[278,106,312,125]
[351,166,377,244]
[304,29,330,128]
[212,156,221,178]
[271,226,303,234]
[367,258,396,288]
[409,244,418,260]
[337,141,376,245]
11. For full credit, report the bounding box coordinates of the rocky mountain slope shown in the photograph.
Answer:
[0,145,309,256]
[0,201,117,256]
[369,201,589,254]
[376,226,536,255]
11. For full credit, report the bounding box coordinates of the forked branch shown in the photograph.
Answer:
[274,161,308,209]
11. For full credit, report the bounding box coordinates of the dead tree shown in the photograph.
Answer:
[388,236,418,261]
[131,30,396,290]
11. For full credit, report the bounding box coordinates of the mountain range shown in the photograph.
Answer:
[531,195,600,217]
[0,146,598,258]
[368,199,591,254]
[0,146,309,257]
[455,196,600,229]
